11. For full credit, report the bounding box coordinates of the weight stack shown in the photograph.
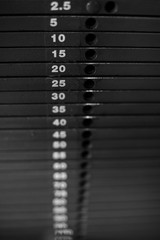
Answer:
[0,0,160,240]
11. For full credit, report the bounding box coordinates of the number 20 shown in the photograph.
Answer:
[52,65,66,73]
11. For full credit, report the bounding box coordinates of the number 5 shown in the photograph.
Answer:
[63,1,71,10]
[50,18,58,27]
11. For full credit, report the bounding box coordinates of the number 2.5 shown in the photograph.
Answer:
[50,1,71,11]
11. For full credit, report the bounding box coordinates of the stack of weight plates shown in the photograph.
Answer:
[0,0,160,240]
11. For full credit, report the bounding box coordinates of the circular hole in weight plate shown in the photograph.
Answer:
[85,33,97,45]
[85,18,97,29]
[85,49,97,60]
[82,130,92,139]
[84,79,95,89]
[79,179,87,188]
[83,105,93,114]
[81,151,91,159]
[84,65,96,75]
[80,170,88,178]
[83,118,93,127]
[86,1,101,14]
[83,91,94,101]
[82,140,91,148]
[105,1,118,13]
[81,161,89,169]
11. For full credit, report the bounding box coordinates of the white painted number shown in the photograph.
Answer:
[52,80,66,88]
[63,1,71,10]
[52,131,67,139]
[50,1,71,11]
[50,18,58,27]
[52,119,67,126]
[52,106,66,113]
[52,65,66,73]
[50,1,59,11]
[51,34,66,43]
[53,141,67,149]
[52,50,66,58]
[52,93,66,100]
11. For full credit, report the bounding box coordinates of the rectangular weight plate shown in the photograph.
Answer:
[1,63,160,77]
[0,0,160,16]
[0,90,160,103]
[1,129,160,141]
[0,139,160,151]
[1,48,160,63]
[1,103,160,116]
[0,16,160,32]
[1,77,160,91]
[0,149,160,160]
[0,32,160,47]
[1,115,160,128]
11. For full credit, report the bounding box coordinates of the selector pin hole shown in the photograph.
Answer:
[82,130,92,139]
[80,180,88,188]
[78,195,89,204]
[84,79,95,89]
[86,1,101,14]
[85,33,97,45]
[78,193,89,203]
[79,189,87,196]
[81,150,92,159]
[84,65,96,75]
[80,170,88,178]
[78,195,85,203]
[83,105,93,114]
[105,1,118,13]
[81,161,89,169]
[85,49,97,60]
[80,177,90,190]
[83,118,93,127]
[85,18,97,30]
[83,91,94,101]
[82,140,91,148]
